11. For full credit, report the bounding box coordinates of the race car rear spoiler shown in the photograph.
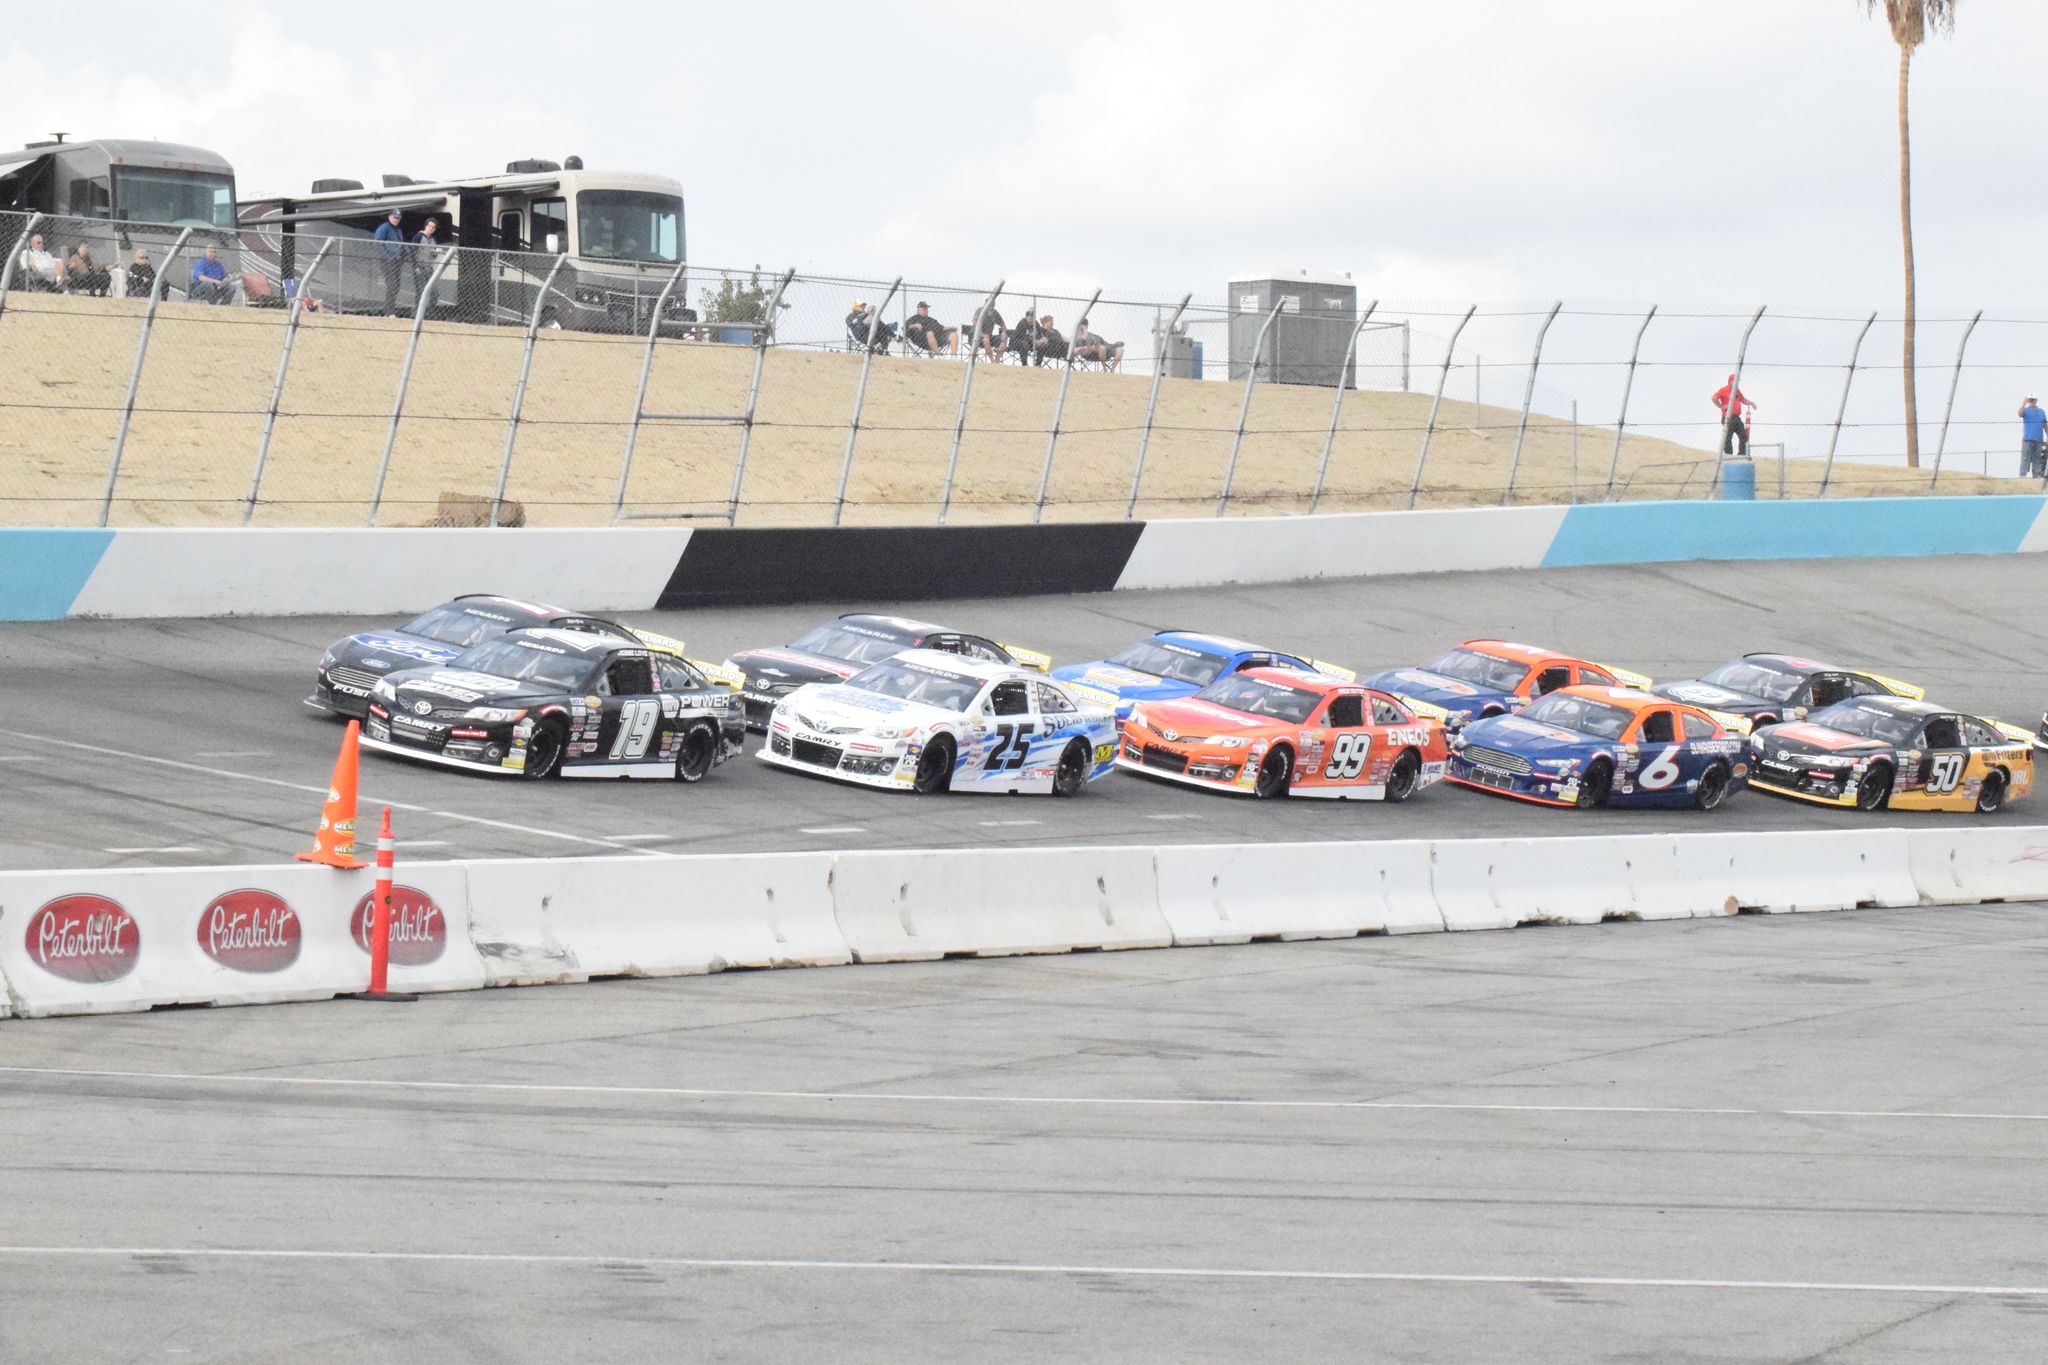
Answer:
[629,628,744,691]
[1702,708,1755,736]
[1870,673,1926,700]
[1306,658,1357,682]
[1599,663,1655,691]
[1000,644,1053,673]
[1992,719,2036,745]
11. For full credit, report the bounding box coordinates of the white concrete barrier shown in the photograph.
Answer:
[1904,825,2048,905]
[1156,840,1441,945]
[1430,836,1660,928]
[1671,829,1919,914]
[829,846,1169,962]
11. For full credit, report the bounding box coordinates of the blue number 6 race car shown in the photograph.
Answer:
[1448,685,1751,810]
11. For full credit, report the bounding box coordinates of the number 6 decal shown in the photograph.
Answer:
[1639,745,1683,790]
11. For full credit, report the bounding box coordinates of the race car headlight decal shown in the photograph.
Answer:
[463,706,529,724]
[1807,754,1855,768]
[870,725,913,741]
[319,650,336,672]
[1202,736,1251,748]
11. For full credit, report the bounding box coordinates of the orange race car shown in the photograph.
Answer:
[1359,639,1651,724]
[1119,667,1449,800]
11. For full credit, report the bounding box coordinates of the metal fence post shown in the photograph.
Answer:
[1711,305,1767,495]
[244,236,335,524]
[1928,309,1983,491]
[1308,301,1377,511]
[1218,299,1287,515]
[611,260,691,523]
[366,246,456,527]
[1125,293,1191,519]
[1500,301,1563,505]
[100,226,193,527]
[833,276,903,526]
[487,253,570,527]
[1406,305,1477,509]
[0,212,43,326]
[1602,305,1657,501]
[726,267,795,526]
[1819,312,1878,496]
[938,279,1003,525]
[1033,288,1102,523]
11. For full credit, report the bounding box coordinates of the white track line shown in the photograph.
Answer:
[5,1066,2042,1125]
[799,826,866,835]
[191,750,273,758]
[977,819,1041,827]
[1145,812,1202,820]
[0,1246,2034,1297]
[607,834,675,842]
[0,755,44,763]
[102,846,205,855]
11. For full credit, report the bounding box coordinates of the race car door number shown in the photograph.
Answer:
[984,722,1035,771]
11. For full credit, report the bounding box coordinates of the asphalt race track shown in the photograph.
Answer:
[1,554,2045,869]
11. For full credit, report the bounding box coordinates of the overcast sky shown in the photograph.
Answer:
[2,1,2035,309]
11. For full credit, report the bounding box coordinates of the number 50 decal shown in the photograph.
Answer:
[1324,732,1372,780]
[1638,745,1684,790]
[1927,752,1965,793]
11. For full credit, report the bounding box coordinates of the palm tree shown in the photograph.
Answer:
[1862,0,1956,469]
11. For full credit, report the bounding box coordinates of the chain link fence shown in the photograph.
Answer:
[3,209,2041,528]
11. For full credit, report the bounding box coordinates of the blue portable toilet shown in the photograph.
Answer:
[1720,459,1756,500]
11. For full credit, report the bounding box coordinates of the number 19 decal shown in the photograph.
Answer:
[609,699,661,760]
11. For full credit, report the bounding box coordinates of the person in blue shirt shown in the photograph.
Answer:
[2020,397,2047,479]
[373,210,405,313]
[188,245,231,304]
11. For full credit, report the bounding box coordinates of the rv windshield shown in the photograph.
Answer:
[577,190,681,264]
[114,167,235,228]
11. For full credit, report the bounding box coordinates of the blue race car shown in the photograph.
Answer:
[1360,639,1649,725]
[1051,630,1351,719]
[1446,685,1750,810]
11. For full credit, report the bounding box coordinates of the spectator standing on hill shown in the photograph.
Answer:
[1006,308,1041,364]
[2020,396,2047,479]
[18,232,61,291]
[189,245,231,304]
[904,301,958,356]
[127,248,156,300]
[411,217,442,300]
[1035,313,1068,366]
[374,210,406,313]
[64,242,110,296]
[1711,374,1754,457]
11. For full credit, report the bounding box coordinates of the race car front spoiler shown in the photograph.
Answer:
[360,733,522,777]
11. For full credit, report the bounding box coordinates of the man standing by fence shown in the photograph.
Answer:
[1712,374,1754,457]
[375,211,405,314]
[2020,396,2047,479]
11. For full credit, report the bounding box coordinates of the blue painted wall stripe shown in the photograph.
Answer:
[1542,496,2048,568]
[0,530,116,621]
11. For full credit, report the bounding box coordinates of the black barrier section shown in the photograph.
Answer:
[657,522,1148,608]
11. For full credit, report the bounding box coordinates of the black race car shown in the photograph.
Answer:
[309,594,690,720]
[362,627,743,780]
[1651,653,1922,731]
[722,613,1050,730]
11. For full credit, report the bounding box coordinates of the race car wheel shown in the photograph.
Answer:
[1693,762,1730,811]
[1855,763,1894,811]
[675,724,717,783]
[1051,740,1088,797]
[1385,749,1422,803]
[1253,746,1293,799]
[912,736,955,795]
[1976,769,2008,814]
[1574,759,1612,809]
[521,722,565,781]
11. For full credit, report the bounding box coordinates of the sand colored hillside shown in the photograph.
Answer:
[0,293,2028,527]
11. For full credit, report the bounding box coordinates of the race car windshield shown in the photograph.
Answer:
[1418,649,1530,693]
[399,603,520,649]
[846,661,981,712]
[1520,694,1634,739]
[452,640,597,693]
[789,625,915,666]
[1808,701,1917,745]
[1193,676,1319,724]
[1104,640,1230,686]
[1699,660,1805,702]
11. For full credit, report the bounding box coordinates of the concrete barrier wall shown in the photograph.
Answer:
[3,826,2043,1019]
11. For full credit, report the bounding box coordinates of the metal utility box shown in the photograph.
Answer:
[1228,269,1357,388]
[1153,315,1203,380]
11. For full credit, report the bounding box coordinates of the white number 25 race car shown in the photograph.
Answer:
[761,649,1118,795]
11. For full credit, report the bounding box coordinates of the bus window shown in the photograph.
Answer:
[497,210,524,251]
[532,198,567,253]
[114,166,236,227]
[68,176,110,217]
[577,191,681,264]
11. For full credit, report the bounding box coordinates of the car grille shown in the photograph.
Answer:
[792,738,842,769]
[770,732,791,756]
[1140,744,1189,774]
[328,666,381,692]
[1460,745,1533,776]
[795,711,860,735]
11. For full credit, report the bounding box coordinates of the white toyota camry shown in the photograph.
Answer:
[760,649,1118,795]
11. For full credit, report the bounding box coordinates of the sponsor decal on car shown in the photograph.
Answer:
[350,886,447,966]
[26,894,139,983]
[197,889,301,973]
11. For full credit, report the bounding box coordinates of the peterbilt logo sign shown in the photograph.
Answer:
[350,886,447,965]
[26,894,140,982]
[197,889,302,973]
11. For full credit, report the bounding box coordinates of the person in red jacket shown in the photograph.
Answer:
[1712,375,1755,456]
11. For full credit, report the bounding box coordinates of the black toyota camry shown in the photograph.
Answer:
[721,613,1049,730]
[1650,653,1920,729]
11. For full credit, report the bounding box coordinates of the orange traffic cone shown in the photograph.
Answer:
[296,719,370,869]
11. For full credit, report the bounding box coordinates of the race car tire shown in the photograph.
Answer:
[1854,763,1893,811]
[913,735,955,794]
[674,723,717,783]
[1976,769,2008,814]
[1693,762,1730,811]
[1253,746,1294,799]
[1051,740,1088,797]
[521,722,566,781]
[1574,759,1612,809]
[1480,704,1506,718]
[1754,714,1780,728]
[1384,748,1423,803]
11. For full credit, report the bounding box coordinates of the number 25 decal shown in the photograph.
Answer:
[1927,752,1965,793]
[1638,745,1683,790]
[983,721,1035,771]
[1324,732,1371,780]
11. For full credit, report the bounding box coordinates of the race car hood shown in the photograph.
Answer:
[1129,697,1274,739]
[1753,722,1888,757]
[727,646,864,689]
[1459,712,1601,760]
[1653,679,1769,711]
[779,683,948,734]
[1359,667,1505,716]
[328,629,465,673]
[379,666,550,712]
[1050,662,1189,709]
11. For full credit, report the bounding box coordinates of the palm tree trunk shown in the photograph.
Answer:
[1898,42,1920,468]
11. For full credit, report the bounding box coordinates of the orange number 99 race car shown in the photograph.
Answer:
[1118,668,1449,800]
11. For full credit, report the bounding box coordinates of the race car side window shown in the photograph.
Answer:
[1846,675,1890,698]
[1638,709,1677,743]
[1681,712,1719,740]
[1809,675,1852,709]
[655,656,704,692]
[1235,654,1275,673]
[1370,697,1407,726]
[1578,664,1615,686]
[989,681,1031,717]
[606,655,656,697]
[1325,694,1365,728]
[1963,718,2002,747]
[923,634,966,657]
[1919,716,1963,749]
[1535,665,1571,695]
[1034,682,1076,715]
[960,636,1009,663]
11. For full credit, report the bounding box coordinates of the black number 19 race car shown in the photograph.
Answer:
[362,627,744,781]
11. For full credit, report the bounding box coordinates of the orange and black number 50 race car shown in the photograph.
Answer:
[1749,697,2034,813]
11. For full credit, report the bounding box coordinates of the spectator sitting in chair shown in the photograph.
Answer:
[1005,309,1041,364]
[64,242,110,297]
[904,301,958,356]
[972,303,1006,361]
[1073,318,1123,369]
[189,245,232,304]
[846,299,896,353]
[283,274,326,314]
[17,232,61,292]
[126,248,157,300]
[1034,313,1068,366]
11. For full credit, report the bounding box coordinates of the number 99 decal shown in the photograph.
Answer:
[1323,732,1372,780]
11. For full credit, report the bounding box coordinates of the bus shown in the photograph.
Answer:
[1,136,240,291]
[236,157,697,332]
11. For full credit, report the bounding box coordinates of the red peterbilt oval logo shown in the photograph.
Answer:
[349,886,447,965]
[26,894,140,982]
[196,888,302,973]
